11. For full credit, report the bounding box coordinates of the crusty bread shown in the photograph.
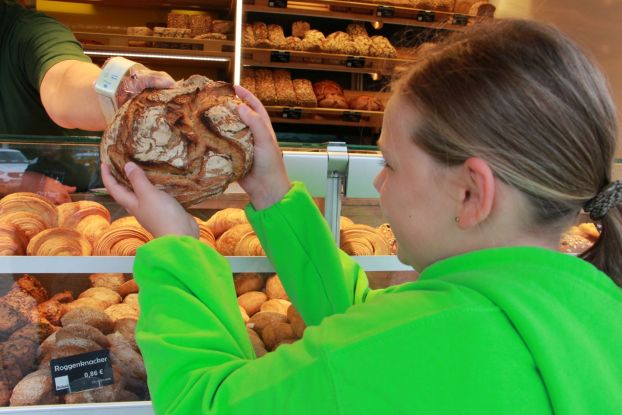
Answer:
[101,75,254,207]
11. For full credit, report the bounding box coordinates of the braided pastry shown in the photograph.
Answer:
[340,224,391,255]
[27,228,92,256]
[0,192,57,229]
[0,223,28,255]
[101,75,254,207]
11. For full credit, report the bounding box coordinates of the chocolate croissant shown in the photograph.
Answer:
[340,224,391,256]
[101,75,254,207]
[26,228,92,256]
[0,223,28,255]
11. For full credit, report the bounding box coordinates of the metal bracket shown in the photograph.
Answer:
[325,142,349,244]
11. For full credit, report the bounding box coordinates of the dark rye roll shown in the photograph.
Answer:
[101,75,254,207]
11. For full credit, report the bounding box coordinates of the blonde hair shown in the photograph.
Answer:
[394,19,622,285]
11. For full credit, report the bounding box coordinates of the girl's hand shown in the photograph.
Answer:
[235,85,291,210]
[101,162,198,239]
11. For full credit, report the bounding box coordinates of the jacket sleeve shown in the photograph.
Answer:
[133,236,340,415]
[245,181,386,326]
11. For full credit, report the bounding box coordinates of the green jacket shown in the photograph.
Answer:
[134,182,622,414]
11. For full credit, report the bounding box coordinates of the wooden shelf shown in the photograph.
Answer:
[75,32,234,67]
[244,0,474,30]
[266,105,383,127]
[45,0,234,11]
[243,47,411,75]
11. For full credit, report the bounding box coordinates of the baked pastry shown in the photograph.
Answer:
[377,223,397,255]
[273,69,297,106]
[369,36,397,58]
[61,307,114,334]
[346,23,368,38]
[212,20,233,34]
[0,192,57,229]
[189,15,212,37]
[469,1,496,18]
[318,94,348,109]
[123,293,140,313]
[37,299,67,326]
[126,27,152,47]
[9,369,58,406]
[167,13,190,29]
[268,24,286,49]
[105,303,139,322]
[26,228,92,256]
[216,223,254,256]
[292,79,317,107]
[352,35,372,56]
[340,224,392,255]
[321,31,355,55]
[15,274,48,304]
[234,232,265,256]
[283,36,304,51]
[195,219,216,247]
[255,69,278,105]
[340,216,354,230]
[101,75,254,207]
[66,297,110,312]
[117,279,139,298]
[205,207,248,238]
[57,201,110,228]
[0,211,47,243]
[93,226,152,256]
[348,95,385,111]
[292,21,311,38]
[56,324,110,348]
[240,68,256,95]
[89,273,126,291]
[313,80,344,98]
[301,30,325,52]
[242,24,256,47]
[0,222,27,255]
[454,0,477,13]
[79,287,122,309]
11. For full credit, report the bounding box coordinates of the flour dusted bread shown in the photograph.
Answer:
[101,75,254,207]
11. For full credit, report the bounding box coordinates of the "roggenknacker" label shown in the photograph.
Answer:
[49,349,114,395]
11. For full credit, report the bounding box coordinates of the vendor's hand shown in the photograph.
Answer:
[234,85,291,210]
[19,172,76,204]
[115,64,175,107]
[101,163,199,239]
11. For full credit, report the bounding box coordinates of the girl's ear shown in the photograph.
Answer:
[455,157,495,229]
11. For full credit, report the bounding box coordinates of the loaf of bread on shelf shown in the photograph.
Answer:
[26,228,92,256]
[212,20,233,34]
[273,69,297,106]
[252,22,272,48]
[268,24,286,49]
[242,23,256,47]
[240,68,256,95]
[346,23,368,38]
[453,0,477,14]
[469,1,496,18]
[292,20,311,38]
[318,94,348,109]
[348,95,385,111]
[340,224,392,255]
[193,33,227,40]
[0,223,27,255]
[101,75,254,207]
[313,80,344,99]
[255,69,278,105]
[167,13,190,29]
[301,29,325,52]
[321,31,356,55]
[352,35,372,56]
[283,36,304,51]
[189,15,212,37]
[292,79,317,107]
[369,36,397,58]
[126,27,152,47]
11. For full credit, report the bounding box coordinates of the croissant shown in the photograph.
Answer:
[234,232,265,256]
[75,215,111,246]
[0,211,48,241]
[27,228,92,256]
[93,226,153,256]
[216,223,253,256]
[340,224,391,256]
[205,208,248,238]
[193,217,216,247]
[0,223,28,255]
[0,192,57,229]
[57,201,111,228]
[340,216,354,230]
[101,75,254,207]
[377,223,398,255]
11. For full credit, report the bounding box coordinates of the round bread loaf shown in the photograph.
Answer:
[101,75,254,207]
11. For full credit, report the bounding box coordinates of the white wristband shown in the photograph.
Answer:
[94,57,138,124]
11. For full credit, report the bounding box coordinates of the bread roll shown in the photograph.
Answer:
[348,95,384,111]
[56,324,110,348]
[301,29,325,52]
[313,80,344,98]
[212,20,233,34]
[117,279,139,298]
[9,369,58,406]
[105,303,139,322]
[26,228,92,256]
[89,273,126,291]
[318,94,348,109]
[79,287,122,308]
[61,307,114,334]
[292,21,310,38]
[101,75,254,207]
[268,24,286,48]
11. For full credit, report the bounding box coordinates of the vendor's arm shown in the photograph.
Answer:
[40,60,107,131]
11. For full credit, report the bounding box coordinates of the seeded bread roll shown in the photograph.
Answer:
[301,29,325,52]
[292,20,310,38]
[292,79,317,107]
[101,75,253,207]
[267,24,286,49]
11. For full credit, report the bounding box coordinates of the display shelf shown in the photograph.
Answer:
[0,401,153,415]
[243,47,409,75]
[44,0,233,11]
[244,0,472,29]
[0,255,411,274]
[266,105,383,127]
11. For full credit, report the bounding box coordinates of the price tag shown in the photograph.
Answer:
[268,0,287,7]
[50,350,113,396]
[452,14,469,26]
[346,56,366,68]
[377,6,395,18]
[342,111,362,122]
[417,11,436,22]
[282,108,302,119]
[270,51,291,63]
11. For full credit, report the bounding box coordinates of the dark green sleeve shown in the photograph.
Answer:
[245,182,387,326]
[13,9,91,90]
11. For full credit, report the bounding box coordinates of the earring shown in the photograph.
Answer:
[454,216,460,223]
